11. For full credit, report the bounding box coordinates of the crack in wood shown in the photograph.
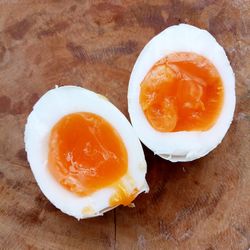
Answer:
[114,209,117,250]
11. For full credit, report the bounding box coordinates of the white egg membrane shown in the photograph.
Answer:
[128,24,235,162]
[25,86,148,219]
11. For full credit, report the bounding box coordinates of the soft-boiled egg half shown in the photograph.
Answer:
[25,86,148,219]
[128,24,235,162]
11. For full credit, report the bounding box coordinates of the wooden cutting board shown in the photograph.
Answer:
[0,1,249,249]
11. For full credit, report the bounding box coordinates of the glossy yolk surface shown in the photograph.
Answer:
[140,52,224,132]
[48,112,128,196]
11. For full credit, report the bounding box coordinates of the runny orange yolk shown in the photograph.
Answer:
[48,112,128,198]
[140,52,224,132]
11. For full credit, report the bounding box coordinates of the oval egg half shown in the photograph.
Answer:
[128,24,235,162]
[25,86,148,219]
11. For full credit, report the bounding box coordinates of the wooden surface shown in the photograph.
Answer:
[0,1,249,249]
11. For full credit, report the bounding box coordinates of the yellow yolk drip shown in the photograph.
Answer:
[48,112,128,197]
[140,52,224,132]
[109,184,139,207]
[82,206,95,215]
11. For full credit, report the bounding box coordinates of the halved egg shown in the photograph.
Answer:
[128,24,235,162]
[25,86,148,219]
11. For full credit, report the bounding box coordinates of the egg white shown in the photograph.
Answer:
[25,86,148,219]
[128,24,235,162]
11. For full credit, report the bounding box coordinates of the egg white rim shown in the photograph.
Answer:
[25,86,148,219]
[128,23,236,162]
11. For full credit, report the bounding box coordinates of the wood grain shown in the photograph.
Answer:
[0,0,249,249]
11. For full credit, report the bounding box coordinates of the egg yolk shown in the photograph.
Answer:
[48,112,128,196]
[110,184,139,207]
[140,52,224,132]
